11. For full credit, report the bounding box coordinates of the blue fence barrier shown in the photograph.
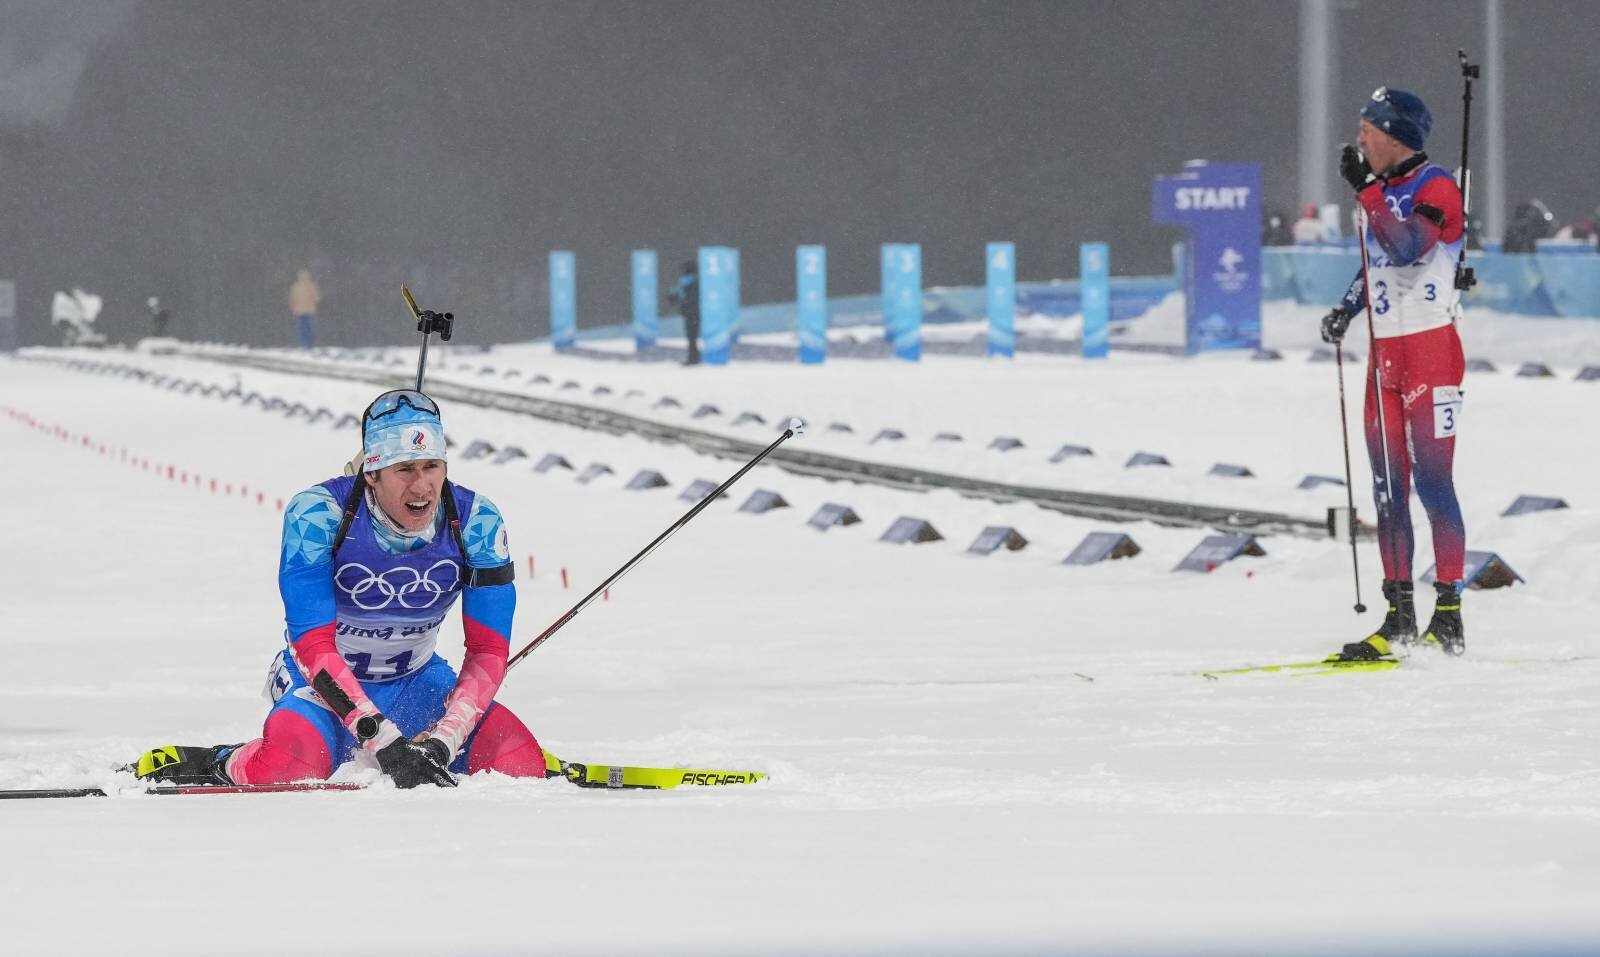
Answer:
[1263,243,1600,318]
[556,240,1600,347]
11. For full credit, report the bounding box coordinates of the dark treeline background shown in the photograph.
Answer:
[1,1,1594,347]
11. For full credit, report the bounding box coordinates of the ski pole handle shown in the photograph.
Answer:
[401,285,454,391]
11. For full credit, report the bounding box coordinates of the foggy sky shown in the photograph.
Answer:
[1,0,1596,347]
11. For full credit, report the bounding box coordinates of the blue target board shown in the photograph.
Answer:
[631,250,658,351]
[797,245,828,364]
[986,242,1015,358]
[549,251,576,350]
[698,246,738,365]
[882,243,922,361]
[1081,243,1110,358]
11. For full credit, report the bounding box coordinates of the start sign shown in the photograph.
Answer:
[1152,161,1262,354]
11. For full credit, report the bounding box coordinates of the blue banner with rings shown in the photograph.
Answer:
[797,245,827,364]
[986,242,1015,357]
[699,246,737,365]
[1081,242,1110,358]
[885,243,922,361]
[549,251,576,350]
[631,250,658,351]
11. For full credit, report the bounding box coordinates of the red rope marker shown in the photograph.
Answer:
[561,567,569,589]
[527,555,535,577]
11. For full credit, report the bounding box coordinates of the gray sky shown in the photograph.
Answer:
[1,0,1595,346]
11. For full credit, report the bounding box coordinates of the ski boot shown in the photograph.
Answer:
[127,744,241,786]
[1328,579,1417,661]
[1419,581,1465,656]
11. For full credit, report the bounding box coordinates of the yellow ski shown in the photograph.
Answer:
[545,752,765,789]
[1199,659,1401,679]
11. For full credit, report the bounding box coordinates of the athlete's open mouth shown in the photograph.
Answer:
[405,500,432,513]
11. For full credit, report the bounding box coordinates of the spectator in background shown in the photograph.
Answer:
[147,296,171,338]
[667,260,701,365]
[1552,206,1598,245]
[1502,199,1556,253]
[1261,208,1293,246]
[290,269,321,348]
[1292,203,1338,243]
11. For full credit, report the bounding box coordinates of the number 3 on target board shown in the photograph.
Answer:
[1433,386,1463,438]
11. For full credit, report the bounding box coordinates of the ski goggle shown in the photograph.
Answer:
[362,389,440,425]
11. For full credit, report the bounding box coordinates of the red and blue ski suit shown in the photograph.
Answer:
[224,477,545,784]
[1336,154,1467,584]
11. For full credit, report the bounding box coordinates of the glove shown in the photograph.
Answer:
[1320,306,1354,344]
[1339,144,1379,193]
[376,736,456,789]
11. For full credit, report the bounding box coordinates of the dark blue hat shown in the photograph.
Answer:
[1360,87,1431,151]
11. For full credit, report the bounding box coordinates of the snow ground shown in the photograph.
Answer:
[2,303,1598,956]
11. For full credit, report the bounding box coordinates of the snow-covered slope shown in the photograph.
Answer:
[2,305,1597,956]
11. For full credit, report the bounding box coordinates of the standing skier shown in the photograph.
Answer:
[132,389,547,787]
[1320,87,1467,661]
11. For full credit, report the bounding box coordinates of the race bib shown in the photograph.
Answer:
[263,649,293,703]
[1433,386,1463,438]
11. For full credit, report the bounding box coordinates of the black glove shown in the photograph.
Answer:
[1321,306,1354,344]
[376,736,456,789]
[1339,145,1379,193]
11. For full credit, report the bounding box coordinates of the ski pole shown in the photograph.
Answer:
[400,285,454,392]
[1454,49,1479,292]
[507,418,807,670]
[1333,342,1366,613]
[1356,209,1403,590]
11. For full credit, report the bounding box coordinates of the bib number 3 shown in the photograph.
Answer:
[1433,386,1463,439]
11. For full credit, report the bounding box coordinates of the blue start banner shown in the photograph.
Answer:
[1152,160,1262,353]
[699,246,737,365]
[549,251,576,350]
[1080,242,1110,358]
[884,243,923,361]
[631,250,658,351]
[797,245,827,364]
[986,242,1015,358]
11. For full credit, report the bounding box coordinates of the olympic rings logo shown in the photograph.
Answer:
[335,560,461,610]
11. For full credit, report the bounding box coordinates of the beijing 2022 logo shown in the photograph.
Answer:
[335,560,461,610]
